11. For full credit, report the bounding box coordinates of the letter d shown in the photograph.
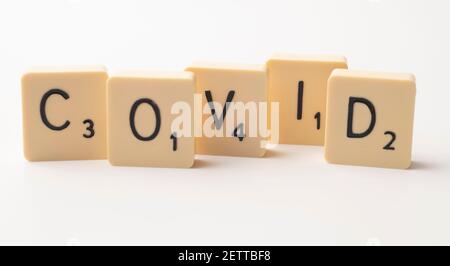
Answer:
[347,97,376,138]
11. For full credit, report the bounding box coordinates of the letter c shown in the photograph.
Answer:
[40,88,71,131]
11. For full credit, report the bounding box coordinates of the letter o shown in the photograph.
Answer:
[129,98,161,141]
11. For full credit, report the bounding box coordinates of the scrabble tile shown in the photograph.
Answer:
[186,62,267,157]
[107,71,195,168]
[324,70,416,169]
[267,54,348,145]
[22,66,108,161]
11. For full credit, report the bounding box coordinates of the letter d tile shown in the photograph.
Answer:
[324,69,416,169]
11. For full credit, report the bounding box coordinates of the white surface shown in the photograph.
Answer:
[1,0,449,245]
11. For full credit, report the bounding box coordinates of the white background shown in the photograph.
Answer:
[1,0,449,246]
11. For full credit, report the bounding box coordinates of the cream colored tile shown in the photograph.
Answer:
[267,54,348,145]
[22,66,108,161]
[186,62,267,157]
[107,71,195,168]
[325,69,416,169]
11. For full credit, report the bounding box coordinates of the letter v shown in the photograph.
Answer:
[205,90,235,130]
